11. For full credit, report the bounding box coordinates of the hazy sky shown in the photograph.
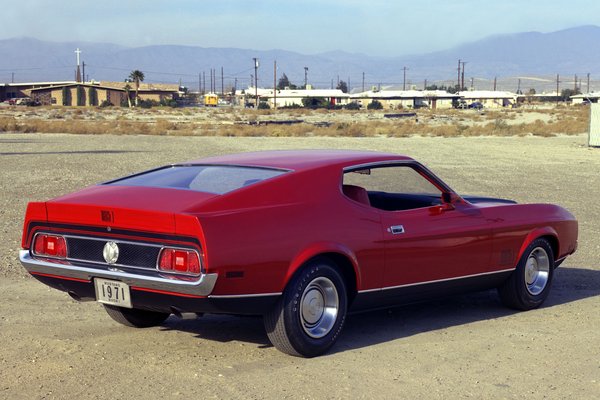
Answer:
[3,0,599,56]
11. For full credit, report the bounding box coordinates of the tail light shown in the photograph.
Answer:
[32,234,67,258]
[158,248,201,276]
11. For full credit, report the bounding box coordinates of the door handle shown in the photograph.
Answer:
[388,225,405,235]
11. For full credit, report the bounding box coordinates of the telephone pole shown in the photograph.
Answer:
[402,66,408,91]
[362,72,365,92]
[273,60,277,109]
[457,59,461,89]
[304,66,308,88]
[556,74,560,103]
[461,61,467,91]
[493,76,497,91]
[587,73,591,93]
[574,74,578,92]
[253,58,259,107]
[221,66,224,95]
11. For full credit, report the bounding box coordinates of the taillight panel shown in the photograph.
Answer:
[32,233,67,259]
[157,247,202,276]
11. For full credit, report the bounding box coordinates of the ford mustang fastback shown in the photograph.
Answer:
[19,150,578,357]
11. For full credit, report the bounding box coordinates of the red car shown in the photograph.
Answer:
[19,150,578,357]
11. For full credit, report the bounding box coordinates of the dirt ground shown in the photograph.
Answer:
[1,132,599,399]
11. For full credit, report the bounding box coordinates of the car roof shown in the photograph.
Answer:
[182,150,413,172]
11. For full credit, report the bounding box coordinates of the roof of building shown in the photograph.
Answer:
[350,90,459,99]
[458,90,518,99]
[241,87,349,98]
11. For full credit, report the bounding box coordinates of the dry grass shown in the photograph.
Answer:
[0,105,590,137]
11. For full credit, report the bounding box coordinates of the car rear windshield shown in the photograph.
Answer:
[107,165,288,194]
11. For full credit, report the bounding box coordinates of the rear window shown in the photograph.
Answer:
[107,165,288,194]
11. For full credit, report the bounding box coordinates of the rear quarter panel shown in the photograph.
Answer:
[195,168,385,296]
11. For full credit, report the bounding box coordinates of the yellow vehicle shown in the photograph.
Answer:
[204,93,218,107]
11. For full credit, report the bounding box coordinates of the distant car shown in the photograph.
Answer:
[469,101,484,109]
[19,150,578,357]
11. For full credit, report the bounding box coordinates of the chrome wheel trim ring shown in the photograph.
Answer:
[300,276,339,339]
[525,247,550,296]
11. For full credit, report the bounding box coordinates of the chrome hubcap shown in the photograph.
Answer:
[525,247,550,296]
[300,277,339,338]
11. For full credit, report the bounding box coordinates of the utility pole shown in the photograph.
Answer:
[470,77,474,90]
[402,66,408,91]
[556,74,560,103]
[273,60,277,109]
[574,74,578,92]
[517,78,521,94]
[253,58,259,107]
[221,66,224,95]
[457,59,461,89]
[202,71,205,95]
[493,76,497,91]
[461,61,467,91]
[424,79,427,90]
[82,62,85,84]
[198,73,201,94]
[11,72,14,83]
[304,66,308,88]
[362,72,365,92]
[587,73,591,93]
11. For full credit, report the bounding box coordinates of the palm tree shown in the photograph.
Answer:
[128,70,145,106]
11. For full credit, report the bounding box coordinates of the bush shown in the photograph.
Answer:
[257,101,271,109]
[345,102,361,110]
[367,100,383,110]
[89,87,98,106]
[62,87,71,106]
[301,97,329,109]
[99,100,113,108]
[160,98,179,108]
[138,99,159,109]
[76,86,85,106]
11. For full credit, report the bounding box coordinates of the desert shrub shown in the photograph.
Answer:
[367,100,383,110]
[99,100,113,108]
[345,102,361,110]
[257,101,271,109]
[301,97,329,109]
[160,98,178,108]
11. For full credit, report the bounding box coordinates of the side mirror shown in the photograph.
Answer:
[429,193,455,215]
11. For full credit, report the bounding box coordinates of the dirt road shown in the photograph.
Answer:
[1,133,598,399]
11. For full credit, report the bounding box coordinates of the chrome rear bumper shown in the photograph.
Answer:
[19,250,218,296]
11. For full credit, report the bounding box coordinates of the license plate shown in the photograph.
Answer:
[94,278,132,308]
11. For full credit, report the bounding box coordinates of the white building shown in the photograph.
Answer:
[458,90,518,108]
[350,90,459,110]
[239,87,350,108]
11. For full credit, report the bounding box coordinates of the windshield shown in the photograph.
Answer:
[107,165,288,194]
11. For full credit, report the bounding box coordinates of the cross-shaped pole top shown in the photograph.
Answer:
[75,48,81,66]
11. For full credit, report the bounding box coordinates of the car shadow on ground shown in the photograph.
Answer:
[160,266,600,354]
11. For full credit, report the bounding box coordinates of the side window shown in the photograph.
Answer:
[343,165,442,211]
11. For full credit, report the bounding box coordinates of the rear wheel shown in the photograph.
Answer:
[264,258,347,357]
[103,305,170,328]
[498,238,554,310]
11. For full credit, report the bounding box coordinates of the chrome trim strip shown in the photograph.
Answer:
[357,268,515,294]
[209,292,282,299]
[20,250,217,296]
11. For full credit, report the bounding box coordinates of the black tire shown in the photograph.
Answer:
[264,258,348,357]
[103,305,170,328]
[498,238,555,310]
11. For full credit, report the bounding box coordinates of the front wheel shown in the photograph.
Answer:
[498,238,555,310]
[103,305,170,328]
[264,258,347,357]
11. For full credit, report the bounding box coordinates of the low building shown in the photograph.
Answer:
[240,87,350,108]
[30,83,127,106]
[29,81,179,106]
[457,90,518,108]
[0,81,74,102]
[351,90,459,110]
[570,93,600,104]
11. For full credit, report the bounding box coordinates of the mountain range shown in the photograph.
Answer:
[1,25,600,93]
